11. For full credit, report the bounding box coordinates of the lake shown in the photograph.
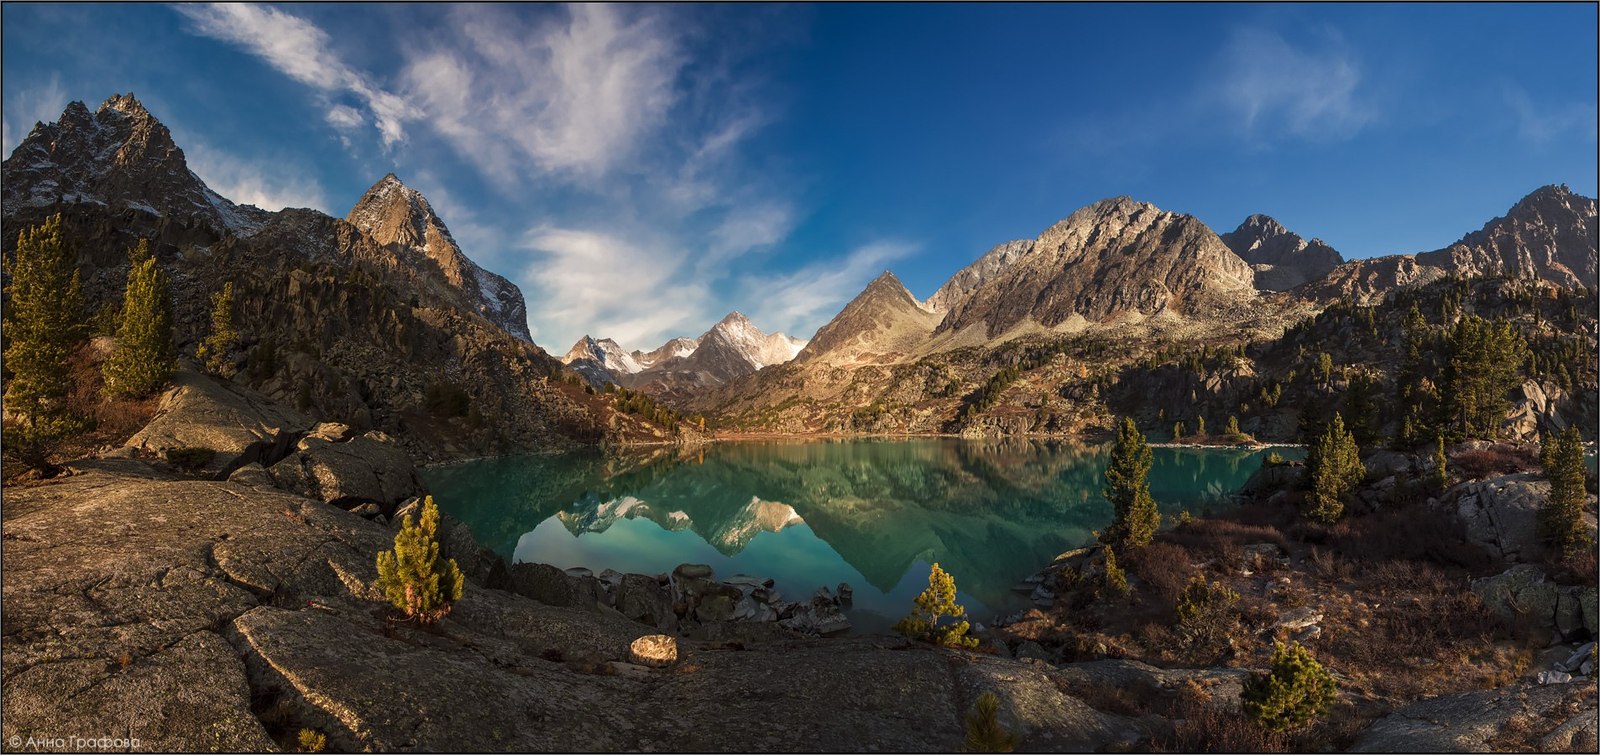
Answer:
[426,438,1302,632]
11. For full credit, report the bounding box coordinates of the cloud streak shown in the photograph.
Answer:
[1212,27,1375,142]
[176,4,411,146]
[184,141,331,213]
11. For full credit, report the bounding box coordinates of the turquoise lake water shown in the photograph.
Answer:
[426,438,1302,631]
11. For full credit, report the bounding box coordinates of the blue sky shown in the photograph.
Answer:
[3,3,1595,352]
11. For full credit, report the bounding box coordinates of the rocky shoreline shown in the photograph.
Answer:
[4,363,1596,752]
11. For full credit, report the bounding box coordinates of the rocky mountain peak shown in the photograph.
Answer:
[794,270,940,365]
[1220,213,1344,292]
[1412,184,1598,289]
[2,94,266,234]
[347,173,444,251]
[341,172,532,341]
[937,196,1256,338]
[98,92,152,119]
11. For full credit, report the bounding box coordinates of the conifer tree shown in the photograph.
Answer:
[1241,642,1337,732]
[1101,417,1160,550]
[1099,545,1130,599]
[1196,416,1207,437]
[376,496,465,623]
[1173,421,1185,440]
[1441,314,1528,439]
[1226,415,1241,436]
[102,240,175,398]
[1305,413,1362,523]
[196,281,238,376]
[2,214,84,422]
[1539,426,1594,560]
[1431,434,1450,491]
[2,215,85,473]
[893,562,979,648]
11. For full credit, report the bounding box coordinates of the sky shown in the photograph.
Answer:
[3,3,1596,352]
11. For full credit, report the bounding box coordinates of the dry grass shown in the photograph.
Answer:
[1453,447,1540,480]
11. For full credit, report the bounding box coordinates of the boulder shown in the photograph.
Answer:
[1536,670,1573,685]
[123,365,310,476]
[1014,640,1053,663]
[1351,682,1590,752]
[1555,587,1594,642]
[1239,461,1305,499]
[1274,607,1323,632]
[1364,450,1415,479]
[1444,474,1548,561]
[779,602,852,636]
[225,462,275,488]
[506,563,605,610]
[614,573,673,628]
[268,431,424,509]
[627,635,678,668]
[1472,565,1560,635]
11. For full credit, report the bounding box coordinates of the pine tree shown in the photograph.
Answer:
[1241,642,1337,732]
[1226,415,1242,436]
[1306,413,1362,523]
[964,693,1018,753]
[2,215,86,473]
[1196,416,1207,437]
[102,240,175,398]
[1539,426,1594,560]
[1431,433,1450,491]
[1441,314,1529,439]
[196,281,238,376]
[1101,417,1160,550]
[2,214,84,423]
[893,562,979,648]
[1173,421,1185,440]
[376,496,465,623]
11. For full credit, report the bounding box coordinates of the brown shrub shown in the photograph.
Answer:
[1326,505,1497,573]
[1452,447,1538,480]
[1131,542,1195,603]
[1159,696,1289,753]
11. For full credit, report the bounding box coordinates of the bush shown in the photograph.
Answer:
[1453,447,1537,480]
[1099,546,1130,599]
[165,446,217,472]
[296,729,326,753]
[376,496,465,624]
[894,562,979,648]
[964,692,1018,753]
[1264,452,1286,467]
[1176,574,1241,653]
[1241,642,1336,732]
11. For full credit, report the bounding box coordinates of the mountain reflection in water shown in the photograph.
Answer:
[427,438,1300,627]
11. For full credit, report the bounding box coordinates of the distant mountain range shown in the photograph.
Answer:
[561,312,805,401]
[4,92,1593,448]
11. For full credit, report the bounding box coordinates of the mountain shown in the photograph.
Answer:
[1301,185,1598,303]
[1219,214,1345,292]
[561,336,643,385]
[623,312,806,402]
[633,337,700,369]
[936,197,1257,339]
[1,94,681,458]
[346,174,531,340]
[793,272,941,366]
[925,240,1036,314]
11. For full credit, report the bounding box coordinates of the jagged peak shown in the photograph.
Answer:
[716,311,754,328]
[98,92,151,119]
[1234,214,1289,236]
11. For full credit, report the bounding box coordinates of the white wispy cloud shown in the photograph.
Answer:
[519,227,707,350]
[740,241,920,340]
[176,4,411,146]
[185,141,330,213]
[1501,82,1598,145]
[1212,27,1375,142]
[2,74,67,155]
[402,4,684,183]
